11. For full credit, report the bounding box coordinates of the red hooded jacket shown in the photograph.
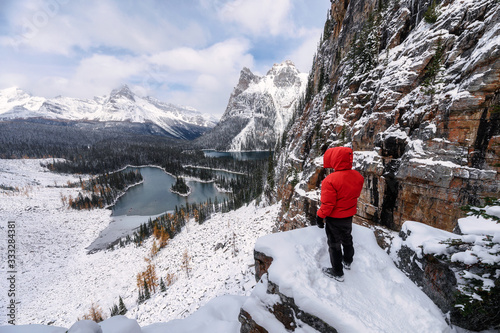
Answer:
[317,147,364,219]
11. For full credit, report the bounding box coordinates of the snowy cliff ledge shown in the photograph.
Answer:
[239,225,450,333]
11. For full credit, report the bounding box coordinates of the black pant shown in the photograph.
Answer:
[325,216,354,276]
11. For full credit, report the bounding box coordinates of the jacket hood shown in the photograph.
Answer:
[323,147,353,171]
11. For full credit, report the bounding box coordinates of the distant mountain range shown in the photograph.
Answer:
[195,60,308,151]
[0,85,218,140]
[0,60,307,147]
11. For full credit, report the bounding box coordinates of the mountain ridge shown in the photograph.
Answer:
[0,85,217,140]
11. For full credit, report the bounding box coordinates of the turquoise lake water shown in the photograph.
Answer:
[111,167,230,216]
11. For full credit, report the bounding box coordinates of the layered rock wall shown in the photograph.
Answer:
[273,0,500,232]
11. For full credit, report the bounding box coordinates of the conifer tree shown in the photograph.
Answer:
[137,290,144,304]
[110,304,119,317]
[424,0,439,23]
[422,37,445,98]
[266,150,275,190]
[144,279,151,300]
[118,296,127,315]
[83,302,105,322]
[159,227,170,249]
[181,249,192,278]
[346,11,380,82]
[160,278,167,292]
[150,240,159,257]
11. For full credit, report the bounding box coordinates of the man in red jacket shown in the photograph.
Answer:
[316,146,364,282]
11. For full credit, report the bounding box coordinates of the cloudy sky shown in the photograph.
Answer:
[0,0,330,117]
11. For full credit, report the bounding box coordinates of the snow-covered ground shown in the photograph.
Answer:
[0,159,276,328]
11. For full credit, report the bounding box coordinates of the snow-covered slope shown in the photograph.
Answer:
[196,61,308,151]
[0,86,217,140]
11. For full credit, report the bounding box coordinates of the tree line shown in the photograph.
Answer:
[60,170,143,210]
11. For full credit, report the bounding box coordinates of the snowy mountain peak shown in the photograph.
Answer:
[2,86,29,98]
[234,67,259,97]
[268,60,302,88]
[266,60,298,75]
[0,87,32,105]
[0,87,46,117]
[109,84,136,102]
[222,60,307,121]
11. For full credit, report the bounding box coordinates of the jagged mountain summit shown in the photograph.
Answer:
[0,85,217,140]
[195,60,308,151]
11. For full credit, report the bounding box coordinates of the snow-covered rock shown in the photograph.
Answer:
[99,316,141,333]
[0,325,66,333]
[142,295,245,333]
[240,225,450,333]
[390,214,500,331]
[68,320,103,333]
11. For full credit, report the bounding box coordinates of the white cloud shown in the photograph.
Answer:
[218,0,294,37]
[285,27,323,73]
[3,0,207,55]
[21,54,147,99]
[0,73,30,91]
[149,38,253,73]
[71,55,147,94]
[148,38,255,115]
[15,38,254,115]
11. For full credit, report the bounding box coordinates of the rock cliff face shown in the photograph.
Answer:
[273,0,500,232]
[196,61,308,151]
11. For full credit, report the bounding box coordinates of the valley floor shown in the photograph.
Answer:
[0,159,276,327]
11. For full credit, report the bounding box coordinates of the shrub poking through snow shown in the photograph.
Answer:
[441,199,500,330]
[424,0,440,24]
[436,234,500,327]
[460,197,500,223]
[81,302,105,323]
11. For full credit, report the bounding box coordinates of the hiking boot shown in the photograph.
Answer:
[343,261,351,270]
[322,267,344,282]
